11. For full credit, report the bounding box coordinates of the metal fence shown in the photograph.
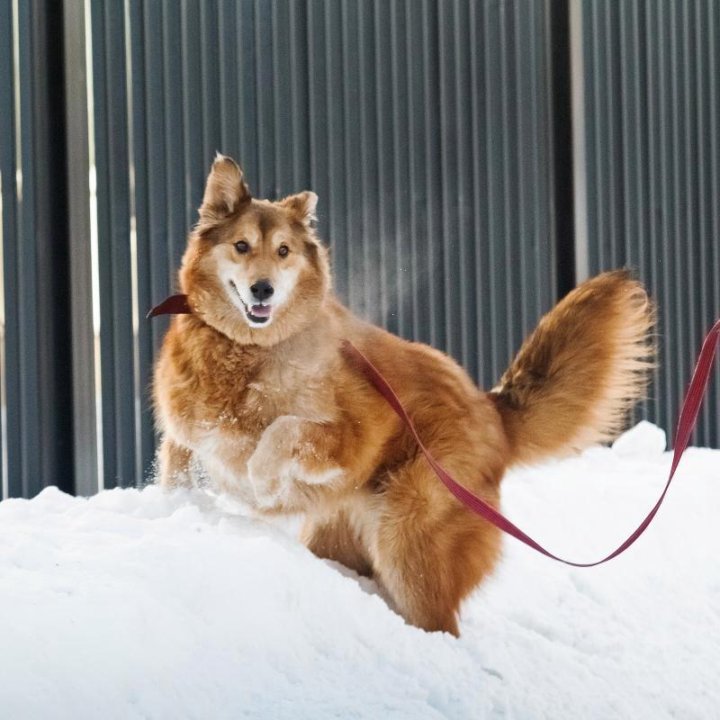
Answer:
[1,0,73,499]
[576,0,720,448]
[1,0,717,499]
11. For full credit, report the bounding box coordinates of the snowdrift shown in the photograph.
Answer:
[0,423,718,719]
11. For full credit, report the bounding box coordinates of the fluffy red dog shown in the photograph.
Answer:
[153,155,654,636]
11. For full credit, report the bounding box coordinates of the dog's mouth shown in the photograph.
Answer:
[245,303,272,324]
[229,281,273,326]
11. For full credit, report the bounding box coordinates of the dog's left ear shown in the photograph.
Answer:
[279,191,318,228]
[199,154,251,225]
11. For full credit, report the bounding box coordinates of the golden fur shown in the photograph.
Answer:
[153,155,655,636]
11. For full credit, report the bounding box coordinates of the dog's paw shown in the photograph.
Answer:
[247,416,302,508]
[247,416,342,511]
[246,457,296,511]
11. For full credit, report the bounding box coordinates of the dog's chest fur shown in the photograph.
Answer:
[157,318,337,485]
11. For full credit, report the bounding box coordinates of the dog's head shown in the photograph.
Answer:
[180,155,331,346]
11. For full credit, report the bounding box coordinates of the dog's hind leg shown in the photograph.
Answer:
[301,511,373,578]
[370,457,502,636]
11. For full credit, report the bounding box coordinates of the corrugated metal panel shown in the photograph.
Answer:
[64,0,99,496]
[0,0,16,500]
[579,0,719,447]
[88,1,135,489]
[0,0,73,499]
[81,0,560,489]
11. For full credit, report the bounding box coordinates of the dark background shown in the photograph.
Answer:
[1,0,718,498]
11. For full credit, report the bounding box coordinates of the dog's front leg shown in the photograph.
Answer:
[158,437,194,489]
[247,415,346,513]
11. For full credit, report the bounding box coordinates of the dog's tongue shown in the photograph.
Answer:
[250,304,272,317]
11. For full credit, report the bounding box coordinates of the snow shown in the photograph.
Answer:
[0,422,718,719]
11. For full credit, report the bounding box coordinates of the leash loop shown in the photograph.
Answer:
[342,318,720,567]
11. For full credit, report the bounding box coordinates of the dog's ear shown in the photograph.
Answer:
[199,154,251,224]
[279,191,318,228]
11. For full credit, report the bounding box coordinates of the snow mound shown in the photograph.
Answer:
[612,420,667,458]
[1,424,718,719]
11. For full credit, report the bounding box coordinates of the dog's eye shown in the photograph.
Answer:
[278,245,289,258]
[234,240,250,254]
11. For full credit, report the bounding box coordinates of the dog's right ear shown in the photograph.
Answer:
[198,154,251,225]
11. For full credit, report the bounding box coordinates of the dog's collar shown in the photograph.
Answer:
[146,293,192,318]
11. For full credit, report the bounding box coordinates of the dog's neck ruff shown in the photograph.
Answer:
[148,294,719,568]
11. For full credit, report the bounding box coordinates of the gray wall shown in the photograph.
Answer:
[577,0,720,448]
[0,0,73,498]
[0,0,717,498]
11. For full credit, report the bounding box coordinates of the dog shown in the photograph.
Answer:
[153,154,654,636]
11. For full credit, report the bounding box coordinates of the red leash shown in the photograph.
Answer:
[148,295,719,566]
[341,318,720,567]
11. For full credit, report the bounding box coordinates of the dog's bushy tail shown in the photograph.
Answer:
[490,270,655,467]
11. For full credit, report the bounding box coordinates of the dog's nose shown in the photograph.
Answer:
[250,279,274,301]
